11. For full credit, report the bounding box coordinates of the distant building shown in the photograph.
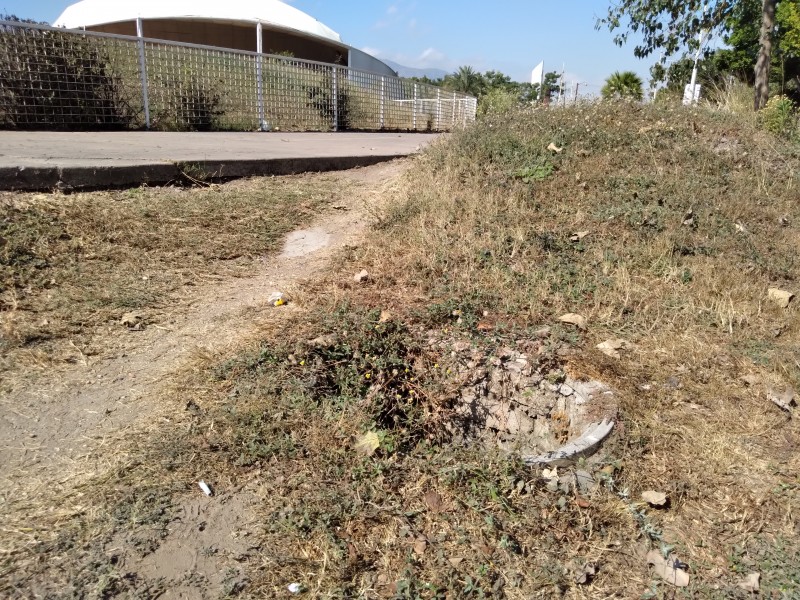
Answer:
[53,0,396,76]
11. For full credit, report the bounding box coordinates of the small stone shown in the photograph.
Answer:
[120,312,144,329]
[452,340,471,353]
[738,572,760,593]
[642,490,668,507]
[768,387,796,412]
[570,231,590,242]
[559,384,574,397]
[575,470,596,494]
[506,410,534,435]
[308,334,337,348]
[413,536,427,556]
[448,557,464,567]
[597,338,629,359]
[505,359,527,374]
[768,288,794,309]
[559,313,587,330]
[575,562,597,585]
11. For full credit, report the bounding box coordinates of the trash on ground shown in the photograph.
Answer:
[268,292,288,307]
[198,480,213,496]
[523,419,614,466]
[646,550,689,587]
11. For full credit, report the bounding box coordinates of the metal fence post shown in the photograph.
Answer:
[256,22,265,131]
[451,92,456,128]
[413,83,418,130]
[136,18,150,129]
[436,88,441,131]
[380,76,385,130]
[332,66,339,132]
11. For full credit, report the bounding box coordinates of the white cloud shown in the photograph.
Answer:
[361,46,384,58]
[361,46,460,72]
[417,47,446,65]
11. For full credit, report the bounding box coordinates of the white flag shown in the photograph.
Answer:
[531,61,544,86]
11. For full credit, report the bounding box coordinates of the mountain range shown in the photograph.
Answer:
[382,59,448,81]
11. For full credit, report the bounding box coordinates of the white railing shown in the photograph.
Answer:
[0,19,477,132]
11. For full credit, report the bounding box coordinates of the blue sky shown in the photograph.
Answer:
[1,1,656,93]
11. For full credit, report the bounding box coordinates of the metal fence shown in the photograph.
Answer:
[0,19,477,132]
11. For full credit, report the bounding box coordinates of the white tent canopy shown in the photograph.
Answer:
[53,0,343,44]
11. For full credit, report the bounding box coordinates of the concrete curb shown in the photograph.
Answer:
[0,154,405,191]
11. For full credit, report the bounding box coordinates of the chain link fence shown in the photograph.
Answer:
[0,19,477,132]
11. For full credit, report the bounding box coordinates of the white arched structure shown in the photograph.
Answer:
[53,0,395,74]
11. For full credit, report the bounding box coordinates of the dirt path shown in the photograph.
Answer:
[1,161,405,598]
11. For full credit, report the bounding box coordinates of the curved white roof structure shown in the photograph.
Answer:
[53,0,342,44]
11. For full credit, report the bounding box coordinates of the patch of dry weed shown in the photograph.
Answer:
[6,104,800,598]
[0,174,350,375]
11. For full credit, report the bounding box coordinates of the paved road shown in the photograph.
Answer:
[0,131,441,190]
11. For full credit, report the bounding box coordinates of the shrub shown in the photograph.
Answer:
[759,94,797,137]
[602,71,644,101]
[478,88,523,117]
[152,75,223,131]
[0,23,138,129]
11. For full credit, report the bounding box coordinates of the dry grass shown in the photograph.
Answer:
[0,174,350,375]
[4,103,800,598]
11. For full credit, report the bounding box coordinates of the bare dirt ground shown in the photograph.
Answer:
[1,161,406,598]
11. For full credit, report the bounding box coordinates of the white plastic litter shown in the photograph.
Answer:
[522,419,615,466]
[198,480,213,496]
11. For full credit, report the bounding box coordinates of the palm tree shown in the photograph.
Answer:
[445,66,484,97]
[601,71,644,101]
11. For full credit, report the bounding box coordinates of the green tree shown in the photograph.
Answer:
[532,72,562,103]
[598,0,777,109]
[778,0,800,54]
[602,71,645,100]
[713,0,800,96]
[443,66,485,97]
[405,75,445,89]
